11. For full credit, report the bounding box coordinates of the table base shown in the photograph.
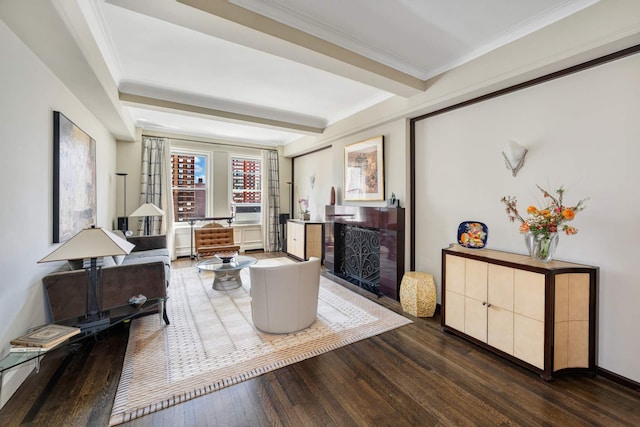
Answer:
[212,270,243,290]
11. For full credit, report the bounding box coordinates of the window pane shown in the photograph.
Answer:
[171,153,207,221]
[231,158,261,204]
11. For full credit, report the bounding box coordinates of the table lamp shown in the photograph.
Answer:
[130,202,165,235]
[39,226,134,334]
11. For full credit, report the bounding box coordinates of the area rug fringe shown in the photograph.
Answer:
[109,259,411,426]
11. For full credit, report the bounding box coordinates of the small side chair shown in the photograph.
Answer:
[249,257,321,334]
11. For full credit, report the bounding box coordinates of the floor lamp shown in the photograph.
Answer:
[130,202,165,235]
[116,172,128,233]
[39,226,134,334]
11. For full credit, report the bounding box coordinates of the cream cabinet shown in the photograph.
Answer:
[442,245,597,380]
[286,220,324,262]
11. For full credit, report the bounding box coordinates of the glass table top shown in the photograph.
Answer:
[1,299,162,375]
[195,255,257,272]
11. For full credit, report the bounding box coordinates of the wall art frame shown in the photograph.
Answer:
[344,135,385,201]
[53,111,96,243]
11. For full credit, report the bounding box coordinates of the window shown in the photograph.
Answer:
[171,152,207,221]
[231,157,262,223]
[231,157,261,204]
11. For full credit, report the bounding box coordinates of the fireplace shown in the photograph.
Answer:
[325,205,405,300]
[336,223,381,295]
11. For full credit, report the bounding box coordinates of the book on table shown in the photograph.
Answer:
[10,324,81,350]
[9,345,49,353]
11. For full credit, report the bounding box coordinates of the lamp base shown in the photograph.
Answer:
[78,316,110,335]
[117,217,128,233]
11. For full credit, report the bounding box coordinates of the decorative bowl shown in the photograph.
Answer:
[128,294,148,308]
[457,221,488,249]
[215,251,238,263]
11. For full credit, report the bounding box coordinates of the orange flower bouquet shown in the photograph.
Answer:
[501,185,588,261]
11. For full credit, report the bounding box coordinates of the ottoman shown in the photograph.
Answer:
[400,271,436,317]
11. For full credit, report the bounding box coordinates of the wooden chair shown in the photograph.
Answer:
[194,223,240,260]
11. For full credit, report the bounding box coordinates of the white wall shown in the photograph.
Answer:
[292,148,333,220]
[414,53,640,383]
[293,119,408,217]
[0,20,117,406]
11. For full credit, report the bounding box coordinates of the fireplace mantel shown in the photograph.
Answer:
[324,205,405,300]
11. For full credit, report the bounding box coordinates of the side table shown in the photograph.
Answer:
[0,298,166,402]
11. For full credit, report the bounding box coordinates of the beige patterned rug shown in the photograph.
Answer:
[109,257,412,426]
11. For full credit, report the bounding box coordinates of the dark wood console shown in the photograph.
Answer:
[325,205,405,300]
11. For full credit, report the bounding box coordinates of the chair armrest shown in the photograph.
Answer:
[127,235,167,251]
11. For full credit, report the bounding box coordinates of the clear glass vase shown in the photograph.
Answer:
[524,231,535,257]
[531,232,559,262]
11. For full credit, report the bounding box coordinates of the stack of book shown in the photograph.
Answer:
[9,324,81,353]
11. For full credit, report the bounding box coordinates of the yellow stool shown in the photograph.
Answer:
[400,272,436,317]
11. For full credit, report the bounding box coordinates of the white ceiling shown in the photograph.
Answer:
[73,0,598,146]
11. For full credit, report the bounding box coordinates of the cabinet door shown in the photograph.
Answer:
[305,224,323,259]
[287,222,304,258]
[465,259,487,301]
[487,264,514,354]
[464,259,488,342]
[445,255,465,295]
[444,255,466,330]
[465,296,487,342]
[445,291,465,331]
[513,270,545,369]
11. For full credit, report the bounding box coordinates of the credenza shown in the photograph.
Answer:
[286,220,324,262]
[442,244,598,380]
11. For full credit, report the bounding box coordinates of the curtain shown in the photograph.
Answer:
[262,149,281,251]
[139,136,176,259]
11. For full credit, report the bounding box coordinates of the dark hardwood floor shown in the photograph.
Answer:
[2,252,639,426]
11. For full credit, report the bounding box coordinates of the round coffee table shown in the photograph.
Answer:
[195,255,257,290]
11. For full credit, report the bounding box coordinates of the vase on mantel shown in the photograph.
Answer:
[530,232,559,262]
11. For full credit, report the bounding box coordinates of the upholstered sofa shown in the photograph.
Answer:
[42,234,170,324]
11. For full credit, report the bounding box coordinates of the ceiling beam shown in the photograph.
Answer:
[119,92,324,135]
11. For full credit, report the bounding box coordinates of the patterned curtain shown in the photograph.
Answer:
[139,136,176,259]
[262,149,281,251]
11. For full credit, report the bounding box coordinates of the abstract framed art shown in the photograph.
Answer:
[344,136,385,201]
[53,111,96,242]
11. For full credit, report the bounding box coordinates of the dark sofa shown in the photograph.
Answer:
[42,234,170,324]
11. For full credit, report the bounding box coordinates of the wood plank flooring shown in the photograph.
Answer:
[1,252,639,426]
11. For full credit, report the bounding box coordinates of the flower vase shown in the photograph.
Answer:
[302,213,310,221]
[524,231,535,257]
[531,233,559,262]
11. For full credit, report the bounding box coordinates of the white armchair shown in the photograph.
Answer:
[249,257,321,333]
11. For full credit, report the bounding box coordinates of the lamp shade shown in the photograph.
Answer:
[129,202,165,217]
[39,227,134,263]
[502,140,528,177]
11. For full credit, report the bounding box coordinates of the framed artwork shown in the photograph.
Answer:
[344,136,385,201]
[53,111,96,242]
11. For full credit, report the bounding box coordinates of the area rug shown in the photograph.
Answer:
[109,257,412,426]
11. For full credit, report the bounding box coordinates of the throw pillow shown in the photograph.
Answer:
[67,259,84,270]
[113,254,126,265]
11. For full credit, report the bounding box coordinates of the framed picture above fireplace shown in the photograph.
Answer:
[344,136,385,201]
[53,111,96,243]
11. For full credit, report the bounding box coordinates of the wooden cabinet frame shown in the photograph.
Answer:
[286,220,324,262]
[442,245,598,380]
